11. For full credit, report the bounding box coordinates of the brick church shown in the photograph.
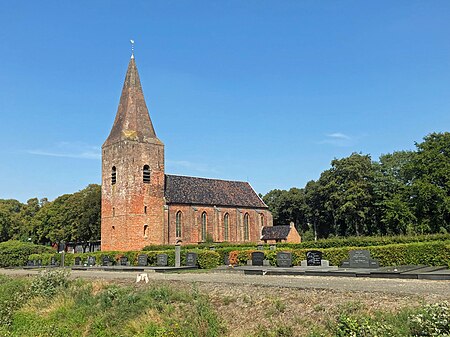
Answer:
[101,55,288,251]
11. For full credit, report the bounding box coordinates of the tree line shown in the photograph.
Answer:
[0,184,100,244]
[263,132,450,239]
[0,132,449,244]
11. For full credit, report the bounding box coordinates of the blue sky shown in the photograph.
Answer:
[1,1,450,202]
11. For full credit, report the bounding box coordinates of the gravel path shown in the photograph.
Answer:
[2,268,450,298]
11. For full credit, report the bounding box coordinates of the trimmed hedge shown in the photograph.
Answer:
[0,241,54,267]
[144,233,450,252]
[226,241,450,267]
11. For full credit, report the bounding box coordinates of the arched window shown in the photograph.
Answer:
[143,165,150,183]
[260,213,264,227]
[144,206,147,214]
[224,213,229,241]
[201,212,207,241]
[176,211,182,237]
[244,213,250,240]
[111,166,117,185]
[143,225,148,238]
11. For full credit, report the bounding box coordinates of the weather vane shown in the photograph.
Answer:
[130,39,135,58]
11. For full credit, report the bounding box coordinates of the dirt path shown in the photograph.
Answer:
[2,268,450,298]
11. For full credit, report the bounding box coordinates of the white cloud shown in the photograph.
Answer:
[27,142,101,160]
[318,132,355,147]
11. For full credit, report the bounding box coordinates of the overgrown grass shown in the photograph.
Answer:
[0,272,449,336]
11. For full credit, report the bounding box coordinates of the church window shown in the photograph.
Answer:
[244,213,250,240]
[144,206,147,214]
[260,214,264,227]
[111,166,117,185]
[224,213,229,241]
[113,207,115,217]
[201,212,207,241]
[176,211,182,237]
[144,225,149,238]
[143,165,150,183]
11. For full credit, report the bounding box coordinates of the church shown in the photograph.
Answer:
[100,54,286,251]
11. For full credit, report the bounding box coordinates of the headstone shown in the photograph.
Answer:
[27,260,34,266]
[251,251,264,266]
[157,254,168,267]
[74,257,81,266]
[277,252,292,268]
[306,250,322,266]
[137,254,148,266]
[87,256,96,266]
[186,252,198,267]
[50,256,57,266]
[175,246,181,267]
[269,244,276,251]
[342,250,379,268]
[224,255,230,266]
[37,259,42,267]
[119,256,128,266]
[257,244,264,251]
[102,256,110,266]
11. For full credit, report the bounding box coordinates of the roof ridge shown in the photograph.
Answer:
[165,173,250,184]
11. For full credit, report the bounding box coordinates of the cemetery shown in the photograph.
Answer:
[15,238,450,280]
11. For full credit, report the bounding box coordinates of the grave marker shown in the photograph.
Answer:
[252,251,264,266]
[186,252,198,266]
[306,250,322,266]
[137,254,148,266]
[277,252,292,268]
[157,254,168,267]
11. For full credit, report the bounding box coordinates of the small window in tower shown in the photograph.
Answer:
[113,207,115,217]
[144,206,147,214]
[111,166,117,185]
[144,225,149,238]
[112,225,115,230]
[143,165,150,183]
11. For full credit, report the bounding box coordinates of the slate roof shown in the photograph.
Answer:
[164,174,267,208]
[261,226,291,240]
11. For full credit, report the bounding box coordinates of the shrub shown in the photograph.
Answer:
[0,240,54,267]
[30,269,70,297]
[336,315,395,337]
[197,251,221,269]
[409,302,450,336]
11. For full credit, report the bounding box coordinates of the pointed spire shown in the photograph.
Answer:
[104,57,161,147]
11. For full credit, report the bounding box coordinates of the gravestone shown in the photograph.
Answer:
[27,260,34,266]
[137,254,148,266]
[277,252,292,268]
[341,250,379,268]
[186,252,198,267]
[306,250,322,266]
[157,254,168,267]
[224,255,230,266]
[257,244,264,251]
[74,257,81,266]
[87,256,96,266]
[50,256,57,266]
[102,256,110,266]
[37,259,42,267]
[119,256,128,266]
[252,251,264,266]
[269,244,276,251]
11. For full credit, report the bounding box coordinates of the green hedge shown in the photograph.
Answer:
[0,241,54,267]
[144,233,450,252]
[226,241,450,267]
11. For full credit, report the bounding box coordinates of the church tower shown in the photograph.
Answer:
[101,55,165,251]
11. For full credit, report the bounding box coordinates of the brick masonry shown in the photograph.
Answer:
[101,56,277,251]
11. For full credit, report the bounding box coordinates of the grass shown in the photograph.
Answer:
[0,271,449,336]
